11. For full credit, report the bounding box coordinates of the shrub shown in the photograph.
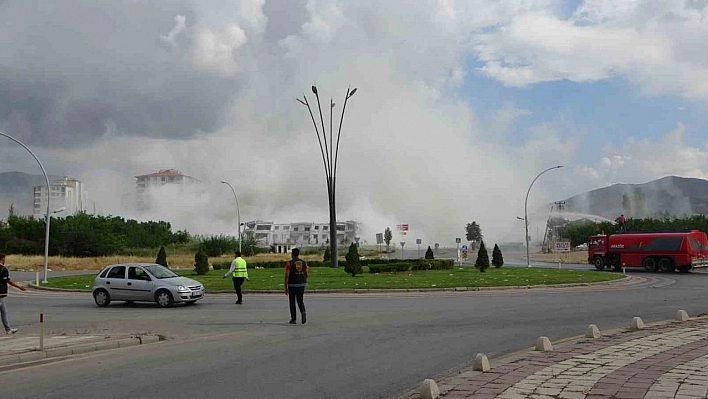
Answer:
[368,263,411,273]
[323,245,331,263]
[344,242,362,277]
[199,235,237,257]
[492,243,504,268]
[3,238,41,255]
[410,259,454,270]
[194,250,209,275]
[155,246,168,268]
[425,246,434,259]
[475,240,490,272]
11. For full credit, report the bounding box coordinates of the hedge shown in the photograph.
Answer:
[212,260,327,270]
[367,259,455,273]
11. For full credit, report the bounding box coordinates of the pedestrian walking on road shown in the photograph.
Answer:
[284,248,308,325]
[223,251,248,304]
[0,253,27,334]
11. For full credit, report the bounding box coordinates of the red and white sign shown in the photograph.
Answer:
[555,241,571,252]
[396,224,409,235]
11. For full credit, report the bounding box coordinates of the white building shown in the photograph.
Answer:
[135,169,202,211]
[244,220,359,253]
[33,177,87,217]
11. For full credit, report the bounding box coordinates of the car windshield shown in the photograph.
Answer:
[143,265,179,279]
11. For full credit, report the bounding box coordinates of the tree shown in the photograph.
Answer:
[344,242,362,277]
[475,240,490,272]
[425,246,434,259]
[465,221,483,243]
[194,249,209,275]
[323,245,332,263]
[384,227,392,252]
[491,244,504,268]
[155,246,168,268]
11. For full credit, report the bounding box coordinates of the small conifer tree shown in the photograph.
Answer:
[475,240,490,272]
[492,244,504,268]
[194,250,209,275]
[425,246,434,259]
[155,246,168,268]
[344,242,362,277]
[323,245,332,263]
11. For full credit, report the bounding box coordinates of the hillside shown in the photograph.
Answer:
[562,176,708,220]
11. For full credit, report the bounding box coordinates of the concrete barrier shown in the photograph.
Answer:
[420,379,440,399]
[585,324,601,339]
[630,317,645,331]
[473,353,490,372]
[675,310,689,322]
[139,335,161,344]
[535,336,553,351]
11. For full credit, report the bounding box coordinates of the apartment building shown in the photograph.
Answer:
[33,177,87,217]
[244,220,359,253]
[135,169,201,211]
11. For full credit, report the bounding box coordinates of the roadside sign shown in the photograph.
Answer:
[397,224,409,235]
[462,250,468,260]
[376,233,383,244]
[400,241,406,247]
[416,238,421,245]
[555,241,571,252]
[461,244,468,251]
[455,238,461,244]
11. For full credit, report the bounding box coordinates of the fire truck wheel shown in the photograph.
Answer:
[593,256,605,271]
[642,257,657,272]
[658,257,675,273]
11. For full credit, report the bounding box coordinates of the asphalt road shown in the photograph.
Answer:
[3,270,708,399]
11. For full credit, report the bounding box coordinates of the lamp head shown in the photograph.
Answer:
[347,87,358,98]
[311,85,318,94]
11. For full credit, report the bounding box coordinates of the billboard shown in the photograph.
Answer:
[396,223,409,235]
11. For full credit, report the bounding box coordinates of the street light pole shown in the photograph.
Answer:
[297,86,357,267]
[0,131,52,283]
[524,165,564,267]
[220,181,241,253]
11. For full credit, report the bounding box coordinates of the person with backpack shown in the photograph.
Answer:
[284,248,308,324]
[1,253,27,334]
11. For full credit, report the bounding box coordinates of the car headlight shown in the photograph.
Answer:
[176,285,188,292]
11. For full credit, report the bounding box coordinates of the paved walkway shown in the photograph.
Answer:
[401,316,708,399]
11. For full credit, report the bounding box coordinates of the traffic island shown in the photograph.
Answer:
[0,334,163,371]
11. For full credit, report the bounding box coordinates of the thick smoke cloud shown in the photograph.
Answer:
[1,0,707,246]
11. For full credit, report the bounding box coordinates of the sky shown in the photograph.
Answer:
[1,0,707,246]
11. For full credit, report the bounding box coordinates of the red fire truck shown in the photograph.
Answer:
[588,230,708,272]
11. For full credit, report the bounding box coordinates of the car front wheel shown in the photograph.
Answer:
[94,289,111,307]
[155,290,174,308]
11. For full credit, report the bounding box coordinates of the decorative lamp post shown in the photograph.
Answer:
[220,181,242,253]
[524,165,564,267]
[297,86,357,267]
[0,131,52,283]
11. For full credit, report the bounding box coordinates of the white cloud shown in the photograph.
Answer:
[468,0,708,100]
[160,15,187,47]
[193,24,248,76]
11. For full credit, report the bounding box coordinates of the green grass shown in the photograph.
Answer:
[42,267,623,291]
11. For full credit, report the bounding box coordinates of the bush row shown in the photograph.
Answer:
[212,260,327,270]
[368,259,454,273]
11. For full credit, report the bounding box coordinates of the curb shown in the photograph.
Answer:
[0,335,163,372]
[399,313,708,398]
[28,274,629,294]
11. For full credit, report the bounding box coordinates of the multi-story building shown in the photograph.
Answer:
[135,169,201,211]
[33,177,87,217]
[243,220,359,253]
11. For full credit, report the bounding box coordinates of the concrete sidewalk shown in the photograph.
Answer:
[0,333,162,370]
[401,315,708,399]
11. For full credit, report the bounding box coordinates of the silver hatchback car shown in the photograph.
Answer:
[92,263,204,308]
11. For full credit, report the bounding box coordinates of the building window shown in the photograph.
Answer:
[294,227,299,231]
[315,226,319,230]
[323,226,328,231]
[304,227,310,231]
[275,226,280,230]
[283,226,290,230]
[256,225,271,231]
